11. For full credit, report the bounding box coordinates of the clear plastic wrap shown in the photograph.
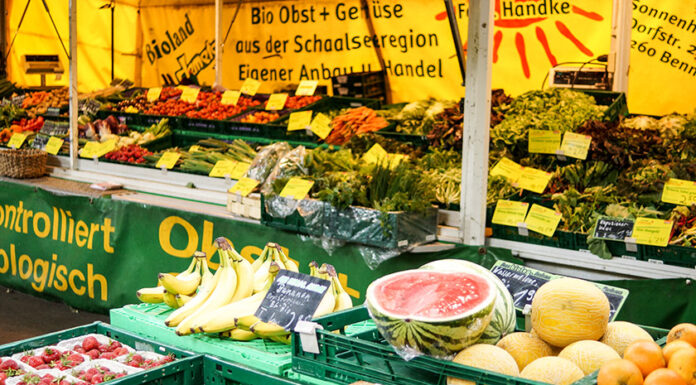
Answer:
[260,145,308,194]
[357,245,402,270]
[245,142,291,184]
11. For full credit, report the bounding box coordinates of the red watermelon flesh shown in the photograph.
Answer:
[371,271,491,319]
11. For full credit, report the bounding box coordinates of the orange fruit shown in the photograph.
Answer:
[668,324,696,348]
[644,368,687,385]
[597,359,644,385]
[624,340,666,377]
[668,348,696,385]
[664,341,696,364]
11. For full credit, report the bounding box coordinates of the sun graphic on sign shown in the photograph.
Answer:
[436,0,604,78]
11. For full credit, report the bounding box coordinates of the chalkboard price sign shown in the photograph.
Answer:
[255,270,331,331]
[593,217,634,241]
[491,261,628,320]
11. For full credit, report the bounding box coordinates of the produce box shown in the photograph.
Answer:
[109,303,374,380]
[0,322,203,385]
[579,90,628,122]
[641,244,696,268]
[227,192,262,220]
[96,111,178,130]
[203,355,336,385]
[331,71,387,102]
[262,196,439,249]
[292,306,668,385]
[489,225,576,250]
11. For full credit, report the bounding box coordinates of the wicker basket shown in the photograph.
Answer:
[0,148,47,179]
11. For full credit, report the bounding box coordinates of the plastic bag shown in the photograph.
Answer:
[245,142,292,184]
[261,145,308,194]
[357,245,402,270]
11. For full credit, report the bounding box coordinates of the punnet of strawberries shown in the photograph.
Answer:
[15,373,84,385]
[104,144,152,164]
[0,357,27,379]
[71,336,129,361]
[121,353,174,369]
[19,347,86,370]
[74,366,128,384]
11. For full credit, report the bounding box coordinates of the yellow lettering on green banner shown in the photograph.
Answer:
[524,204,562,237]
[519,167,552,194]
[209,160,238,178]
[362,143,388,164]
[229,177,260,197]
[279,177,314,200]
[632,217,674,247]
[266,93,288,110]
[287,111,313,131]
[221,90,241,106]
[295,80,319,96]
[240,78,261,96]
[7,133,26,149]
[661,178,696,206]
[180,87,200,103]
[156,151,181,169]
[147,87,162,102]
[559,132,592,160]
[310,113,332,139]
[492,200,529,227]
[528,130,561,154]
[489,157,523,185]
[44,137,64,155]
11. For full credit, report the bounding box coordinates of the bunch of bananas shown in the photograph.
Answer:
[135,239,353,344]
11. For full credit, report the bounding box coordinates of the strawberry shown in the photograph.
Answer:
[129,354,143,364]
[35,364,51,370]
[26,356,45,368]
[107,341,121,351]
[81,337,99,352]
[86,349,100,360]
[41,348,61,363]
[98,352,115,360]
[113,347,128,357]
[90,373,103,384]
[0,372,7,381]
[0,359,19,371]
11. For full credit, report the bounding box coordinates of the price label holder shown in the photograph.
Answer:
[517,222,529,237]
[44,137,64,155]
[309,113,332,139]
[240,78,261,96]
[229,177,260,197]
[266,93,288,111]
[524,204,562,237]
[221,90,241,106]
[519,167,552,194]
[7,133,27,149]
[156,151,181,171]
[279,177,314,200]
[255,270,331,332]
[491,200,529,227]
[632,217,674,247]
[528,130,561,154]
[624,237,638,253]
[287,111,313,132]
[180,87,200,103]
[209,160,238,178]
[295,80,319,96]
[362,143,389,165]
[490,261,628,320]
[593,217,635,241]
[559,132,592,160]
[489,157,523,185]
[147,87,162,102]
[296,320,324,354]
[662,178,696,206]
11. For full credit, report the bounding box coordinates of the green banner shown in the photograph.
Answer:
[0,181,518,313]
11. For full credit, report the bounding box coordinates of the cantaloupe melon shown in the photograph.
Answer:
[448,344,519,385]
[601,321,654,356]
[520,357,585,385]
[531,278,610,348]
[496,332,554,370]
[558,340,621,375]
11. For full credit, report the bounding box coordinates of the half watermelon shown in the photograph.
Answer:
[366,269,496,359]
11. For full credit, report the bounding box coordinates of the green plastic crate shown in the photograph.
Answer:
[641,244,696,268]
[203,355,337,385]
[0,321,203,385]
[579,90,628,122]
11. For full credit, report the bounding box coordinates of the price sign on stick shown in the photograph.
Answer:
[266,93,288,111]
[662,178,696,206]
[519,167,552,194]
[156,152,181,170]
[528,130,561,154]
[593,217,635,241]
[229,162,251,180]
[489,157,523,185]
[295,80,319,96]
[524,204,562,237]
[221,90,241,106]
[287,111,313,131]
[309,113,332,139]
[147,87,162,102]
[180,88,200,103]
[209,160,238,178]
[44,137,64,155]
[559,132,592,160]
[229,178,260,197]
[491,200,529,227]
[255,270,331,331]
[80,141,101,158]
[279,177,314,200]
[240,78,261,96]
[363,143,388,164]
[632,217,674,247]
[7,133,26,149]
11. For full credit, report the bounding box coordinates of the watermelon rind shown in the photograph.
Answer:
[421,259,516,344]
[366,269,496,359]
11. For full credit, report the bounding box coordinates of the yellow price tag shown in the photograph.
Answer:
[279,177,314,200]
[176,85,188,92]
[363,143,389,164]
[519,167,552,194]
[147,87,162,102]
[559,132,592,160]
[7,133,26,149]
[492,200,530,227]
[156,151,181,170]
[229,177,260,197]
[240,78,261,96]
[661,178,696,206]
[180,87,200,103]
[80,141,101,158]
[98,139,117,157]
[528,130,561,154]
[632,217,673,247]
[387,153,407,169]
[229,162,251,180]
[221,90,241,106]
[295,80,319,96]
[310,113,332,139]
[209,160,238,178]
[44,137,64,155]
[287,111,313,131]
[524,204,562,237]
[489,157,523,185]
[266,93,288,111]
[188,145,202,153]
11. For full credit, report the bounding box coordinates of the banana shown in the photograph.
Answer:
[176,294,193,307]
[275,245,298,273]
[312,264,336,318]
[197,252,215,289]
[268,243,287,270]
[327,265,353,312]
[165,259,222,327]
[228,247,254,302]
[175,238,238,335]
[251,321,288,338]
[195,262,280,334]
[221,328,259,341]
[253,247,273,293]
[162,291,180,309]
[269,334,292,345]
[159,258,201,295]
[136,286,165,304]
[235,315,261,331]
[250,247,269,272]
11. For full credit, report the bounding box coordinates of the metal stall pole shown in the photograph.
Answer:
[69,0,78,169]
[459,0,494,245]
[214,0,223,88]
[611,0,631,93]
